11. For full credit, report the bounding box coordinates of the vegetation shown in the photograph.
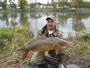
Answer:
[9,2,16,9]
[29,3,38,8]
[82,33,90,40]
[1,0,7,9]
[0,27,89,65]
[65,38,90,68]
[80,2,90,8]
[66,39,90,56]
[72,0,83,8]
[64,31,90,68]
[51,0,56,8]
[0,27,34,60]
[0,0,90,11]
[18,0,28,10]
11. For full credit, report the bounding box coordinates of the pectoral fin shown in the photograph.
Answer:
[55,49,59,55]
[44,51,49,56]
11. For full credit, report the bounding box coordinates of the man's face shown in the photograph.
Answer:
[47,19,56,30]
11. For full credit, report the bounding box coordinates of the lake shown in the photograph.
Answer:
[0,11,90,38]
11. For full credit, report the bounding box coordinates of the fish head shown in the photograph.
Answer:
[55,38,68,48]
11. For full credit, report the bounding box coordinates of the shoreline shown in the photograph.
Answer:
[0,8,90,13]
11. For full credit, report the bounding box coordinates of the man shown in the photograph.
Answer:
[25,15,66,68]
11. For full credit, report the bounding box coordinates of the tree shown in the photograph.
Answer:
[30,3,35,8]
[1,0,7,9]
[19,0,28,10]
[58,0,61,7]
[10,2,16,8]
[52,0,56,8]
[72,0,83,8]
[30,2,38,8]
[80,2,90,8]
[47,0,50,8]
[0,2,3,8]
[58,0,68,8]
[9,0,16,8]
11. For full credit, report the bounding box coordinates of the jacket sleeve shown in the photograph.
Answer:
[36,30,42,38]
[57,30,64,39]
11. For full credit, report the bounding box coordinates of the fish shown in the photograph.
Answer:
[18,37,67,60]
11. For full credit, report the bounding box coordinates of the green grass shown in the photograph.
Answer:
[66,40,90,57]
[0,27,34,53]
[0,26,34,66]
[86,49,90,55]
[71,44,87,53]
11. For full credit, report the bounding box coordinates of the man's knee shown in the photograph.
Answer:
[58,47,66,55]
[30,51,45,65]
[57,47,66,63]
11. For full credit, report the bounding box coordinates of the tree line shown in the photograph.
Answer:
[0,0,90,10]
[51,0,90,8]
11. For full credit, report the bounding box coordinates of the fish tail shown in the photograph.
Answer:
[19,48,29,60]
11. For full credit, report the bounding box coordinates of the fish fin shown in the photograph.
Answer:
[44,51,48,56]
[19,48,29,60]
[56,49,59,55]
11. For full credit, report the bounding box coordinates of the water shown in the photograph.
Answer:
[0,12,90,38]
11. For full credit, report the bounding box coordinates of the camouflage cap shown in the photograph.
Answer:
[46,15,56,22]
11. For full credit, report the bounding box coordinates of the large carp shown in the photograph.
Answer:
[19,37,67,60]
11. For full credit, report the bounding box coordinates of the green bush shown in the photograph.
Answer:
[82,34,90,40]
[0,27,34,51]
[78,30,90,40]
[0,28,13,46]
[71,44,87,53]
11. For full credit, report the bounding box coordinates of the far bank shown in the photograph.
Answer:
[0,8,90,13]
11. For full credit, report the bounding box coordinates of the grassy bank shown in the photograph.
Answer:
[64,34,90,68]
[0,27,90,68]
[0,27,34,61]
